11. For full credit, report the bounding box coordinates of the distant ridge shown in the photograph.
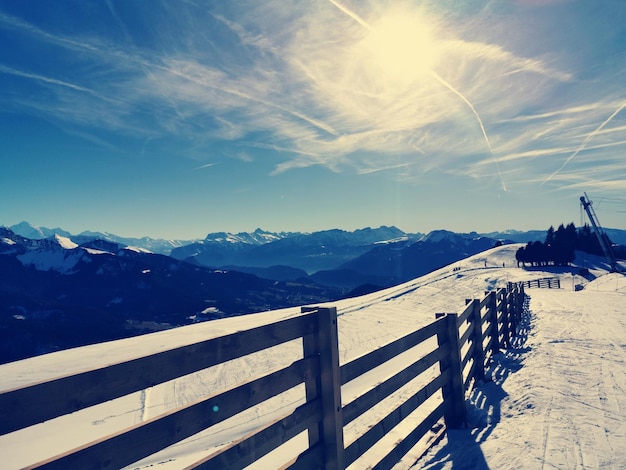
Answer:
[171,226,417,273]
[8,221,197,255]
[3,221,625,364]
[0,227,342,364]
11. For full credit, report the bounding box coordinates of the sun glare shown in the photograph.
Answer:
[362,11,440,82]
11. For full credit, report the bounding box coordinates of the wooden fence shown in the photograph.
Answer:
[0,284,525,469]
[520,277,560,289]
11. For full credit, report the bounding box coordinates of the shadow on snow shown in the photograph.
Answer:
[419,295,532,470]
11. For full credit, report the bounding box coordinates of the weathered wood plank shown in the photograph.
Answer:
[457,301,474,325]
[30,356,318,470]
[340,320,442,386]
[189,398,321,469]
[487,291,500,356]
[436,313,465,429]
[342,347,446,425]
[0,312,318,436]
[316,307,344,470]
[480,307,490,327]
[372,401,447,470]
[463,358,477,392]
[460,340,474,371]
[469,298,486,385]
[301,307,322,448]
[284,443,325,469]
[344,372,448,466]
[482,326,494,351]
[499,291,511,348]
[458,320,473,348]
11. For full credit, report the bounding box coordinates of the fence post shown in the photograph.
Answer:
[435,313,466,428]
[302,307,322,449]
[518,284,525,323]
[499,290,511,348]
[312,307,344,469]
[468,299,485,384]
[488,291,500,356]
[508,287,518,337]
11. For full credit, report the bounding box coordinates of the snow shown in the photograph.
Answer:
[200,306,220,314]
[16,248,84,274]
[420,272,626,469]
[419,229,457,243]
[374,236,411,244]
[1,244,625,469]
[124,245,152,253]
[83,247,112,255]
[204,229,287,245]
[54,234,78,249]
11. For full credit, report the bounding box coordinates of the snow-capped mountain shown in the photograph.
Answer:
[8,222,196,255]
[171,226,418,273]
[0,224,505,364]
[203,228,296,245]
[419,229,483,243]
[3,220,625,365]
[310,231,501,290]
[0,228,342,364]
[8,221,72,240]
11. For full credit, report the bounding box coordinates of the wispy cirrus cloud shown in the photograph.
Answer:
[0,64,94,94]
[542,102,626,185]
[1,0,625,198]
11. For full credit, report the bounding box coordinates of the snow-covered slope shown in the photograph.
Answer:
[419,269,626,469]
[1,245,624,469]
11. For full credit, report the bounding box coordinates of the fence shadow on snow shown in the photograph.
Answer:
[420,294,532,470]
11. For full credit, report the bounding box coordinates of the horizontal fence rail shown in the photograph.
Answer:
[520,277,561,289]
[1,283,527,469]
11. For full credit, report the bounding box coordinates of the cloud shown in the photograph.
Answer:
[542,103,626,185]
[356,161,416,175]
[1,1,624,196]
[0,64,93,94]
[444,39,572,82]
[193,163,216,171]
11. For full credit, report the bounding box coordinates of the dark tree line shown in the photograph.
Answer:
[515,223,608,267]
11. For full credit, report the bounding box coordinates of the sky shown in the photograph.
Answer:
[1,0,626,240]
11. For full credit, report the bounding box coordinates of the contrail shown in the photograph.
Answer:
[427,71,506,190]
[0,64,94,94]
[327,0,372,30]
[326,0,507,191]
[193,162,216,171]
[542,102,626,185]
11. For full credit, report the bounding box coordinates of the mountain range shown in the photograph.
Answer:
[8,221,194,255]
[3,221,625,364]
[0,227,341,364]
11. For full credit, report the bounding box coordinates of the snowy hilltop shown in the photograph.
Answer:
[1,244,624,468]
[421,264,626,469]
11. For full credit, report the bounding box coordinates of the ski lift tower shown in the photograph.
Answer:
[579,192,619,272]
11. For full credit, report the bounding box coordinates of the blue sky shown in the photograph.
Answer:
[1,0,625,239]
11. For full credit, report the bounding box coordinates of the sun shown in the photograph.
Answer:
[361,10,441,83]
